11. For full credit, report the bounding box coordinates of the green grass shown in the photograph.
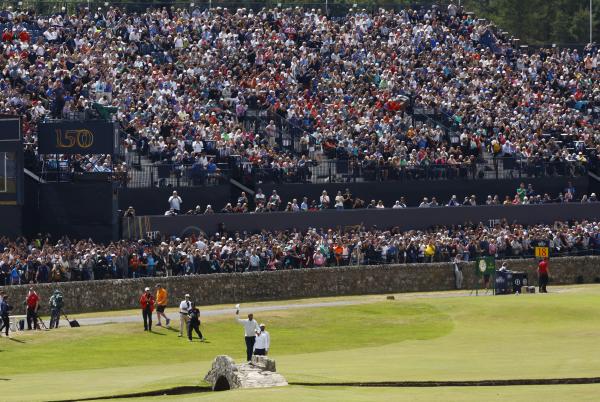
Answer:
[2,303,451,375]
[120,384,600,402]
[2,285,600,401]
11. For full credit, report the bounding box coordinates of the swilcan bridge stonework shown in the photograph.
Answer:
[204,355,288,391]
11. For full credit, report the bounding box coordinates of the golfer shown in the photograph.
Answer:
[538,257,549,293]
[187,302,205,342]
[253,323,270,356]
[235,306,260,362]
[140,287,155,331]
[178,294,191,337]
[155,284,170,327]
[0,294,12,337]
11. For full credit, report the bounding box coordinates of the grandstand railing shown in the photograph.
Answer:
[125,163,230,188]
[37,156,591,187]
[245,157,588,185]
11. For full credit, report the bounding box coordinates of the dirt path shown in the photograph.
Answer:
[69,285,582,327]
[74,290,493,326]
[76,299,369,326]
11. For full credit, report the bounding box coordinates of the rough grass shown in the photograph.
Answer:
[2,285,600,401]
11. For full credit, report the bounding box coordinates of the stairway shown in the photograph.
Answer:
[481,151,513,179]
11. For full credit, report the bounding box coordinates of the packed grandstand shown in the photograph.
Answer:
[0,4,597,183]
[0,3,598,285]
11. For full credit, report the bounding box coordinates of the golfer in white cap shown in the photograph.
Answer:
[178,293,191,337]
[253,323,270,356]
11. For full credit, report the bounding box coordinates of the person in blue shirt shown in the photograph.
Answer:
[206,159,218,173]
[146,254,155,277]
[10,264,20,285]
[300,197,309,211]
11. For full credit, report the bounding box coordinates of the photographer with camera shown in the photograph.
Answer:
[49,290,64,329]
[140,287,155,332]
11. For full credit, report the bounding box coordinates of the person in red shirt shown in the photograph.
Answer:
[140,287,155,331]
[1,29,13,42]
[18,30,30,43]
[26,288,40,330]
[538,257,549,293]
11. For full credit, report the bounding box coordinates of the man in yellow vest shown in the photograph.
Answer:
[425,242,436,263]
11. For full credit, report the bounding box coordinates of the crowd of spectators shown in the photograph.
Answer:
[0,4,597,181]
[158,182,597,215]
[2,219,599,284]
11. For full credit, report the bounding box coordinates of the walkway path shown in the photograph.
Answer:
[75,290,491,326]
[76,299,368,326]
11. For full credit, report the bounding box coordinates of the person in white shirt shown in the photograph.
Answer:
[235,307,260,362]
[319,190,330,209]
[253,323,270,356]
[334,191,344,210]
[248,251,260,272]
[168,191,183,213]
[178,294,191,337]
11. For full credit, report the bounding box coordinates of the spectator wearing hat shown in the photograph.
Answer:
[178,293,192,337]
[140,287,155,331]
[253,323,270,356]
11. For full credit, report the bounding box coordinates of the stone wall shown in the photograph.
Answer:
[1,256,599,314]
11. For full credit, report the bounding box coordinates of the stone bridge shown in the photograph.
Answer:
[204,355,288,391]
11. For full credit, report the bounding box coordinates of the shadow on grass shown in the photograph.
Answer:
[50,376,600,402]
[51,385,212,401]
[9,338,26,344]
[291,377,600,387]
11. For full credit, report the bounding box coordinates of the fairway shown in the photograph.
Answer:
[2,285,600,401]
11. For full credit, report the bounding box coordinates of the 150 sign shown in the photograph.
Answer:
[56,129,94,149]
[38,121,115,154]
